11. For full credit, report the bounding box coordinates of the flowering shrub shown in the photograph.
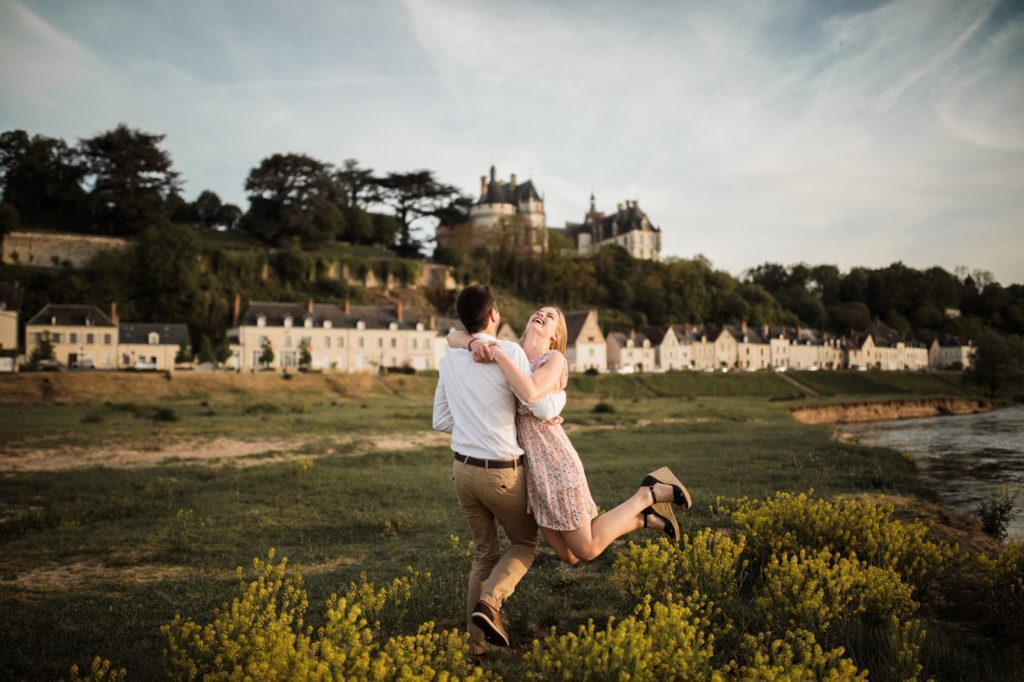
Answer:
[160,549,493,681]
[725,491,953,593]
[523,596,717,681]
[754,548,924,680]
[67,657,126,681]
[612,531,748,605]
[977,539,1024,641]
[724,630,866,681]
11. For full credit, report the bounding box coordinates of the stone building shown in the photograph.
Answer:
[118,323,189,370]
[2,230,130,269]
[25,304,119,368]
[929,338,976,369]
[606,331,656,373]
[24,303,186,370]
[437,165,547,255]
[228,299,439,373]
[559,196,661,261]
[565,310,607,373]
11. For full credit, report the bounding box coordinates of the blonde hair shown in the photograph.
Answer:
[522,306,567,355]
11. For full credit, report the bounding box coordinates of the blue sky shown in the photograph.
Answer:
[2,0,1022,282]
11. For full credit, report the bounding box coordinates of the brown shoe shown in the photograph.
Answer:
[642,467,693,510]
[472,601,510,647]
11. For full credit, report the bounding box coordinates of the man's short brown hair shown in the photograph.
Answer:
[457,285,496,334]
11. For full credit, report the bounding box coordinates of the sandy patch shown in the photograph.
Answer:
[0,430,454,472]
[2,561,196,591]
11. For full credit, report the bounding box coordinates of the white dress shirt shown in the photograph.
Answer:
[432,333,566,460]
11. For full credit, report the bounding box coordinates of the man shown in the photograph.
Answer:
[432,285,565,655]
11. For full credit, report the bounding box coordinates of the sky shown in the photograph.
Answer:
[1,0,1023,283]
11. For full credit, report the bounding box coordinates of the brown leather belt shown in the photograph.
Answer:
[454,452,525,469]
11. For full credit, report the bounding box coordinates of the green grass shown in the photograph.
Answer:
[789,370,973,397]
[0,371,1016,679]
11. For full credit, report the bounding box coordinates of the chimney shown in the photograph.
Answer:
[510,173,517,190]
[343,299,351,315]
[110,302,119,325]
[429,314,437,330]
[232,293,241,326]
[762,324,769,338]
[617,202,624,212]
[395,300,404,322]
[489,165,496,182]
[306,298,314,315]
[741,319,748,334]
[480,175,487,197]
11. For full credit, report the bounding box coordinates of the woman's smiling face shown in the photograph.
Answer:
[530,307,559,340]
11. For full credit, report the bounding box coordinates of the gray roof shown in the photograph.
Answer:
[119,323,189,345]
[27,304,115,327]
[566,200,659,243]
[477,178,542,206]
[239,301,427,330]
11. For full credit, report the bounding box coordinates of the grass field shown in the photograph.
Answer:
[0,371,1019,680]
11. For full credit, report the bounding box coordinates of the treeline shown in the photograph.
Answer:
[0,125,469,256]
[472,244,1024,342]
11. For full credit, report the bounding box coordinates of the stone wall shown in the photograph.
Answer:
[2,230,131,269]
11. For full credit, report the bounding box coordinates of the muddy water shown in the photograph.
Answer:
[842,405,1024,538]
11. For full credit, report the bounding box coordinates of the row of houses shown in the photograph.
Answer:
[6,299,975,374]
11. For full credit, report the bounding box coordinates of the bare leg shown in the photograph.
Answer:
[561,483,675,561]
[541,527,580,565]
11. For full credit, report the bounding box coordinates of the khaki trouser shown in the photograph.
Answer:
[452,457,538,654]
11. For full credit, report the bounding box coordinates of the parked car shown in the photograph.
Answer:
[132,359,158,371]
[35,359,63,372]
[772,365,788,372]
[807,364,820,372]
[718,366,729,373]
[71,359,95,370]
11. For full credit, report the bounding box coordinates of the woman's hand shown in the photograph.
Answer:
[471,341,500,363]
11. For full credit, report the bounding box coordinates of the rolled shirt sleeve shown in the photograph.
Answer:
[431,359,454,433]
[528,389,566,420]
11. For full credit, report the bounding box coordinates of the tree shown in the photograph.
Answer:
[193,190,223,229]
[133,224,203,328]
[175,339,193,364]
[214,340,232,366]
[298,337,312,369]
[196,335,215,364]
[80,124,180,234]
[333,159,379,209]
[377,171,459,257]
[218,203,242,231]
[259,337,275,368]
[27,335,56,369]
[0,201,18,238]
[964,331,1023,397]
[241,153,344,248]
[0,129,88,230]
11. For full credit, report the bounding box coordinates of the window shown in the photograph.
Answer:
[390,338,396,348]
[338,337,345,348]
[104,334,112,345]
[325,337,331,348]
[285,336,292,348]
[69,333,78,343]
[52,332,61,343]
[377,338,383,348]
[86,333,94,344]
[358,338,364,348]
[148,332,159,345]
[412,339,418,350]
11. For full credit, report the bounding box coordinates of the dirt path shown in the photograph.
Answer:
[776,372,819,397]
[0,431,451,472]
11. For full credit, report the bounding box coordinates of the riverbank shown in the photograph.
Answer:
[791,397,994,424]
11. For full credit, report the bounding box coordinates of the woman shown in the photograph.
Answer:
[448,306,692,564]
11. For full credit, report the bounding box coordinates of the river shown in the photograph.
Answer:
[842,404,1024,539]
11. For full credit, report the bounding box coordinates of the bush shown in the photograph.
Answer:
[724,491,953,593]
[524,596,717,681]
[592,401,616,414]
[731,630,866,681]
[67,656,126,681]
[80,413,103,424]
[977,485,1021,541]
[978,540,1024,641]
[613,532,748,606]
[153,407,178,422]
[161,550,493,681]
[584,367,600,376]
